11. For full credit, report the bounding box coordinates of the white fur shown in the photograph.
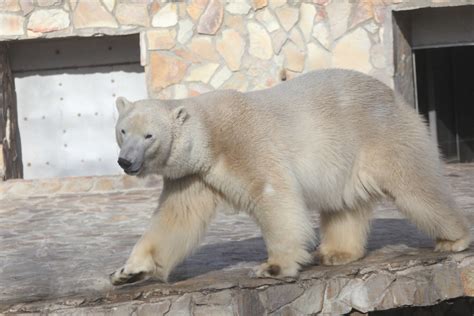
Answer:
[110,69,471,285]
[264,183,275,195]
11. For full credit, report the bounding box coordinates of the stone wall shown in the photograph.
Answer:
[1,0,472,178]
[0,0,457,100]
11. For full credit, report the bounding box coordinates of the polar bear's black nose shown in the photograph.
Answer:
[118,158,132,170]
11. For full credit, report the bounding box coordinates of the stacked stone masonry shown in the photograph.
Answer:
[1,0,471,101]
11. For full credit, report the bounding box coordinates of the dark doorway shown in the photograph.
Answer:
[414,46,474,163]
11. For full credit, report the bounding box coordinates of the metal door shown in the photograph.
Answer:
[414,46,474,163]
[10,35,147,179]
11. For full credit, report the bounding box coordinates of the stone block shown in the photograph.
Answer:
[235,290,265,316]
[193,290,232,305]
[102,0,115,12]
[185,63,219,83]
[93,178,115,192]
[196,0,223,35]
[167,294,192,316]
[19,0,34,15]
[188,82,212,97]
[224,14,245,33]
[388,276,417,306]
[275,6,299,32]
[248,22,273,60]
[289,28,305,51]
[259,284,304,313]
[148,52,187,91]
[73,1,117,29]
[256,8,279,32]
[348,1,373,30]
[147,29,176,50]
[432,263,464,300]
[188,37,219,63]
[307,42,331,71]
[0,0,20,11]
[27,9,70,33]
[177,19,194,44]
[332,28,372,73]
[186,0,208,21]
[283,41,305,73]
[272,29,287,54]
[299,3,316,42]
[151,3,177,27]
[116,3,149,27]
[289,281,325,315]
[225,2,251,15]
[252,0,268,10]
[348,273,395,313]
[194,305,233,316]
[0,13,24,36]
[321,277,352,315]
[33,179,63,195]
[61,178,93,193]
[210,66,232,89]
[461,263,474,296]
[37,0,61,6]
[312,22,332,50]
[326,0,351,39]
[135,301,171,316]
[221,72,248,92]
[216,29,245,71]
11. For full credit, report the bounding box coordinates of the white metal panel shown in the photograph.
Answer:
[15,64,147,179]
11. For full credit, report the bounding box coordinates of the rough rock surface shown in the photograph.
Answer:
[0,164,473,314]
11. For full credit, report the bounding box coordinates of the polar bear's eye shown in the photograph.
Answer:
[145,134,153,139]
[121,129,126,135]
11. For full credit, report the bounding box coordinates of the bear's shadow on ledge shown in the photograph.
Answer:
[169,218,434,282]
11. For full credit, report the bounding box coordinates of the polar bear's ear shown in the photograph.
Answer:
[116,97,132,114]
[172,106,189,125]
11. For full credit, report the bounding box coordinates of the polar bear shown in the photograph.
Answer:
[109,69,470,285]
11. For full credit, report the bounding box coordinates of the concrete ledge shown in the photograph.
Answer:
[3,248,474,315]
[0,174,161,198]
[1,164,473,314]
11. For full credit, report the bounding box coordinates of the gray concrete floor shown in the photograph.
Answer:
[1,164,473,312]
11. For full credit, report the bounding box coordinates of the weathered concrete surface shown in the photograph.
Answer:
[0,164,473,314]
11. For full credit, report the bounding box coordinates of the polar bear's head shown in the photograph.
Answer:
[115,97,188,177]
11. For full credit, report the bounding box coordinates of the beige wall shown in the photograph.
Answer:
[0,0,471,100]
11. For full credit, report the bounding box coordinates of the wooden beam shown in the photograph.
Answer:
[0,44,23,180]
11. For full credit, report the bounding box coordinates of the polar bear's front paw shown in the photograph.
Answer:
[109,265,147,286]
[252,261,299,280]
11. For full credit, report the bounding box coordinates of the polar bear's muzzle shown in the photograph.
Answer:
[117,158,141,175]
[117,137,146,176]
[117,157,142,175]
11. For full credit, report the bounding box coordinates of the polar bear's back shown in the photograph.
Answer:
[252,69,398,120]
[241,69,411,145]
[194,68,424,153]
[191,69,436,210]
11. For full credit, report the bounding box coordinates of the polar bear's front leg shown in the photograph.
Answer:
[110,176,218,285]
[251,188,315,278]
[109,231,159,285]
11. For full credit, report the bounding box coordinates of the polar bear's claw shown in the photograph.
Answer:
[109,268,146,286]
